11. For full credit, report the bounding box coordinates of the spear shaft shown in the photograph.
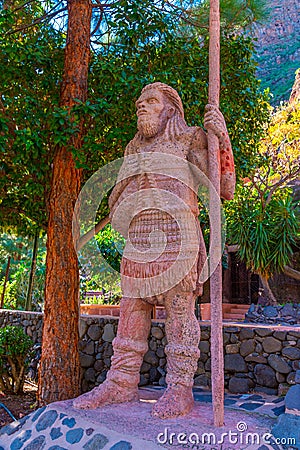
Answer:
[208,0,224,427]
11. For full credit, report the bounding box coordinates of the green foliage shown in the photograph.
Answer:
[0,325,33,357]
[225,94,300,289]
[0,0,269,235]
[226,186,299,278]
[189,0,270,32]
[0,278,18,310]
[0,325,33,394]
[79,225,123,302]
[94,224,124,272]
[79,32,269,180]
[0,7,64,234]
[0,234,46,310]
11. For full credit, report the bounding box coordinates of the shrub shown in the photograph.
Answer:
[0,326,33,394]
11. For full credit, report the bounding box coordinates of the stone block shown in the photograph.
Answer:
[228,376,249,394]
[143,350,159,366]
[102,324,115,342]
[94,360,104,372]
[239,328,255,340]
[245,354,267,364]
[240,339,256,356]
[287,371,296,385]
[262,337,282,353]
[281,304,295,317]
[263,306,278,318]
[255,328,273,337]
[140,362,151,374]
[205,358,211,371]
[87,324,102,341]
[225,344,239,354]
[151,326,164,340]
[254,364,277,388]
[268,354,292,374]
[156,347,165,358]
[194,374,210,387]
[80,354,95,368]
[149,367,159,383]
[149,340,157,351]
[84,368,96,383]
[224,354,247,373]
[282,346,300,360]
[82,341,95,355]
[276,372,286,383]
[138,374,149,387]
[230,334,239,344]
[273,330,287,341]
[199,341,210,353]
[79,320,88,339]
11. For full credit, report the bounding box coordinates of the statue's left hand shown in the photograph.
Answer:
[204,104,227,139]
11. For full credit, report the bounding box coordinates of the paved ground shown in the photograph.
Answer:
[1,386,294,450]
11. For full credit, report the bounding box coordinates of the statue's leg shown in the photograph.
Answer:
[73,297,152,409]
[152,291,200,419]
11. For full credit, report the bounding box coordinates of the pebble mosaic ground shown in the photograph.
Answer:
[0,386,294,450]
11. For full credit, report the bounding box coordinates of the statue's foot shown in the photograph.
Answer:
[73,380,139,410]
[151,385,194,419]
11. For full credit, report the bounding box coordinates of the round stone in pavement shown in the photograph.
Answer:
[31,407,46,423]
[23,435,46,450]
[110,441,133,450]
[50,427,63,440]
[83,433,109,449]
[36,410,58,432]
[10,430,32,450]
[66,428,84,444]
[62,417,76,428]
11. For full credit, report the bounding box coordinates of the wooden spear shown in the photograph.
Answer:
[208,0,224,427]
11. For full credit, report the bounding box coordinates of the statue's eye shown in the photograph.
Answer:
[148,98,158,104]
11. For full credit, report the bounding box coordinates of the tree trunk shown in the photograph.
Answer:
[260,274,277,305]
[38,0,92,405]
[208,0,224,427]
[283,265,300,281]
[25,232,39,311]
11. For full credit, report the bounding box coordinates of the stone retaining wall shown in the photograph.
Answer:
[1,310,299,395]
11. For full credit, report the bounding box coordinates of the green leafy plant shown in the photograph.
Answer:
[0,326,33,394]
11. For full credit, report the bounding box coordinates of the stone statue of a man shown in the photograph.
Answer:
[74,82,235,419]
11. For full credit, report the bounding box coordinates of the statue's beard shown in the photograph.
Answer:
[137,115,160,138]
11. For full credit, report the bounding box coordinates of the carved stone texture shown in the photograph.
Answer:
[73,82,235,418]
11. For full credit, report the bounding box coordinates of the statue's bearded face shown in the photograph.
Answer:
[136,90,170,138]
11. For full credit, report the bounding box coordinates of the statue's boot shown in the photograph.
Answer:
[73,336,148,409]
[151,343,200,419]
[74,297,152,410]
[152,291,200,419]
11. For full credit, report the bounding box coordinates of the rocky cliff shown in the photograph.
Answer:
[253,0,300,104]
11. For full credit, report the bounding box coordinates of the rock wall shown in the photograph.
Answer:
[1,310,299,395]
[253,0,300,103]
[245,304,300,325]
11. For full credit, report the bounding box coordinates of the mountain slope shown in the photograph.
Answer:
[253,0,300,104]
